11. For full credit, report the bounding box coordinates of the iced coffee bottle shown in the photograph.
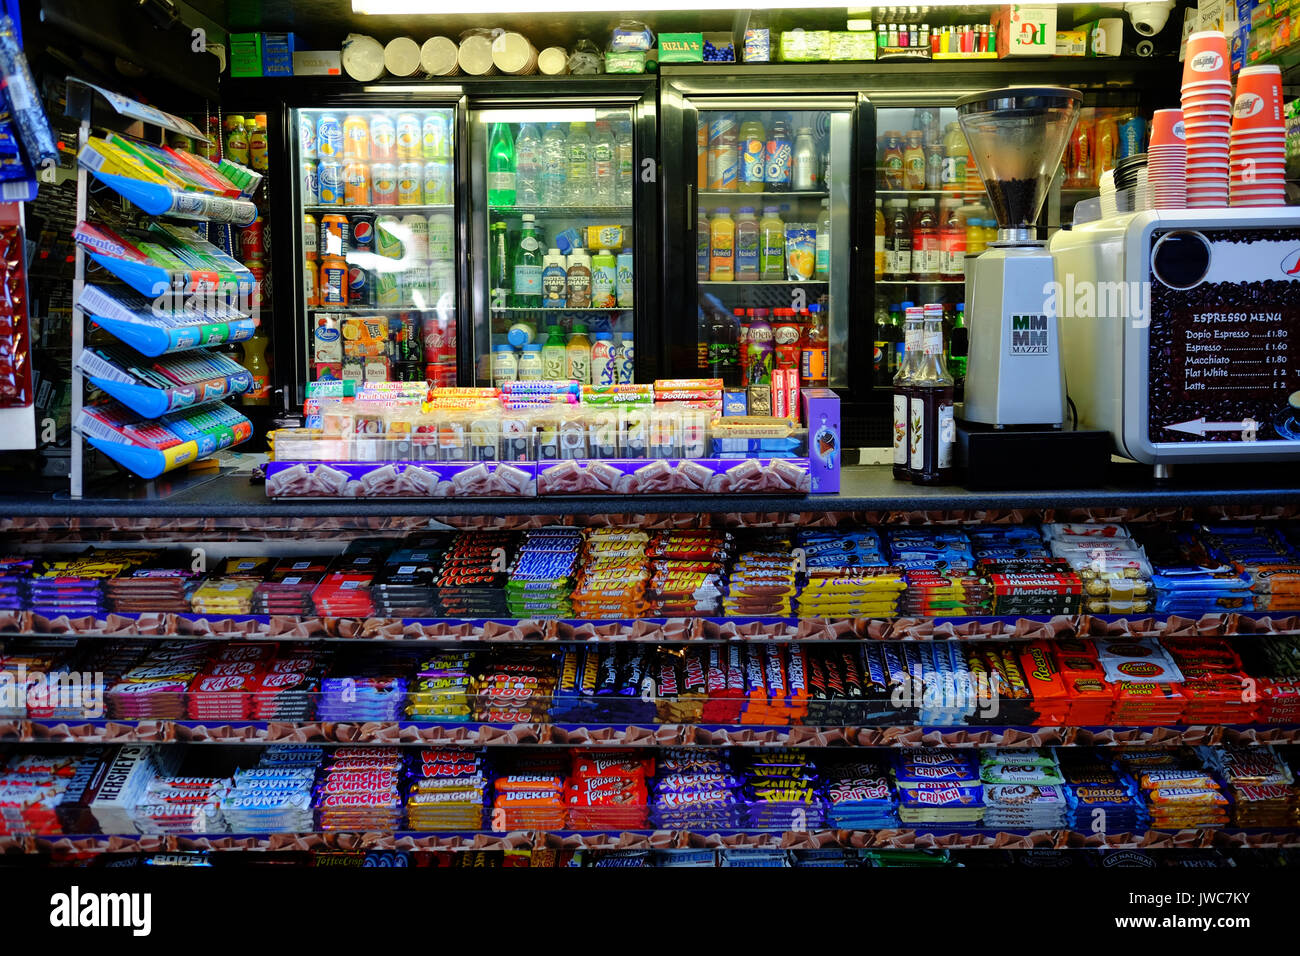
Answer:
[892,304,924,481]
[910,303,955,485]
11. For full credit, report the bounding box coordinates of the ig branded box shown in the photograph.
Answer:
[993,5,1058,56]
[262,32,297,76]
[800,388,841,494]
[229,33,263,77]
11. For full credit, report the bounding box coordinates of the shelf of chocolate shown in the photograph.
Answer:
[11,720,1300,748]
[5,610,1298,642]
[5,826,1299,856]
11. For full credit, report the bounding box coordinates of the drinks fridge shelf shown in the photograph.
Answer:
[699,279,828,285]
[305,204,453,213]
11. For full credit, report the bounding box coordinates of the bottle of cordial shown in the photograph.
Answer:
[910,303,955,485]
[892,304,924,481]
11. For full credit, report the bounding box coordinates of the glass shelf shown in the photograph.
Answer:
[490,306,630,312]
[489,205,633,217]
[698,279,829,286]
[699,190,828,198]
[876,279,965,285]
[305,204,454,214]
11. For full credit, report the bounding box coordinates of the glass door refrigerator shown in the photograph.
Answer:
[869,91,1151,403]
[287,95,465,402]
[659,70,873,427]
[466,81,657,386]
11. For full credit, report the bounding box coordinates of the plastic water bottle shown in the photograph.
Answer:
[540,123,567,207]
[615,122,634,205]
[591,121,615,207]
[515,123,542,207]
[566,122,591,206]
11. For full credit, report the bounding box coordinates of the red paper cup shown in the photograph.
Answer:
[1183,32,1231,85]
[1149,109,1185,146]
[1182,92,1232,104]
[1233,64,1285,130]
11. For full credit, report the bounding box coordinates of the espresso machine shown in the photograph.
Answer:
[1051,205,1300,475]
[956,86,1082,427]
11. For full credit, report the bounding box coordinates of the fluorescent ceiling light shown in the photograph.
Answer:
[356,0,1087,12]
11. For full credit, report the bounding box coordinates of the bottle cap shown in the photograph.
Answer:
[595,332,612,340]
[739,206,755,214]
[523,344,542,351]
[715,207,730,214]
[494,344,514,352]
[572,323,588,333]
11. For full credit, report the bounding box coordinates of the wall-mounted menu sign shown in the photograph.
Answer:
[1148,228,1300,445]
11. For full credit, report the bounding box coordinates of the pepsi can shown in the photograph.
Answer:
[318,161,343,205]
[316,113,343,159]
[301,160,319,204]
[350,213,377,254]
[347,264,374,307]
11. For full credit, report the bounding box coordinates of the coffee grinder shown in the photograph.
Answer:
[956,86,1082,427]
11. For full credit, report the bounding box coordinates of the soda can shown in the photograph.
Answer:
[422,112,451,160]
[392,362,423,382]
[397,162,422,205]
[392,313,423,363]
[400,213,429,260]
[319,256,348,306]
[423,160,452,204]
[301,160,319,204]
[298,113,318,159]
[342,114,370,161]
[246,261,266,311]
[316,113,343,159]
[238,217,265,260]
[319,214,351,257]
[375,215,404,259]
[370,113,397,162]
[317,160,344,205]
[343,162,371,205]
[303,214,319,260]
[396,112,421,160]
[371,162,398,205]
[374,269,401,306]
[304,257,318,306]
[422,314,450,363]
[350,213,377,254]
[430,261,455,307]
[347,264,374,307]
[427,213,454,261]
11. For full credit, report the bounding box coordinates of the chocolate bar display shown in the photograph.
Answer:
[265,382,824,498]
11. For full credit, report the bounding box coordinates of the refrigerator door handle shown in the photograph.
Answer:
[686,184,694,233]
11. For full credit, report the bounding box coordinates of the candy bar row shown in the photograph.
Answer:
[5,633,1300,727]
[8,520,1300,621]
[2,742,1295,839]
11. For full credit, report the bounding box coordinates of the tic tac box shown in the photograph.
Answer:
[800,387,840,494]
[262,32,297,76]
[993,4,1058,56]
[229,33,263,77]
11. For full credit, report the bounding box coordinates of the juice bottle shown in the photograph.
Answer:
[591,331,618,386]
[939,198,965,282]
[982,219,998,248]
[239,330,270,405]
[881,131,904,189]
[759,206,785,279]
[566,323,592,384]
[941,121,967,192]
[965,212,987,256]
[697,208,710,280]
[884,199,911,281]
[911,199,940,281]
[709,207,735,281]
[814,199,831,280]
[903,130,926,190]
[874,197,885,280]
[541,325,567,379]
[1095,113,1118,183]
[734,206,760,279]
[739,118,766,192]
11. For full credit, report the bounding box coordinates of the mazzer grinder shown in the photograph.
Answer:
[956,86,1082,427]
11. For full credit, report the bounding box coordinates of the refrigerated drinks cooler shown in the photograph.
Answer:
[292,103,461,392]
[660,72,873,419]
[869,97,1147,394]
[467,87,656,387]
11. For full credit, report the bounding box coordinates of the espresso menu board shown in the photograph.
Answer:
[1147,228,1300,445]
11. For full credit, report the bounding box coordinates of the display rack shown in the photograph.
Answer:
[65,79,255,496]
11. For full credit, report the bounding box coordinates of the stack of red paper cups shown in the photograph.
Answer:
[1148,109,1186,209]
[1230,64,1286,207]
[1182,31,1232,208]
